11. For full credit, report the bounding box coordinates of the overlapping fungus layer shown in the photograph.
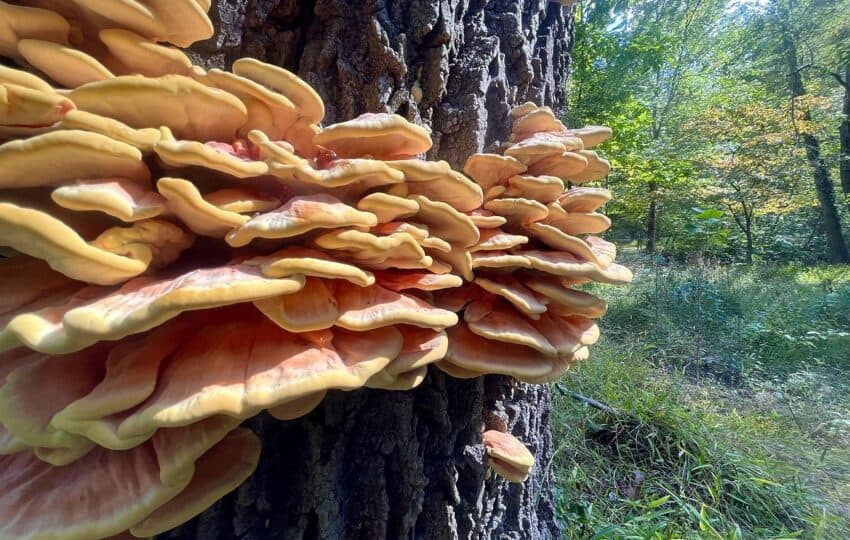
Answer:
[435,103,632,383]
[0,1,630,538]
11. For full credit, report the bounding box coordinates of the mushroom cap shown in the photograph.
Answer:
[0,203,161,285]
[565,150,610,183]
[314,229,428,264]
[246,129,308,166]
[387,326,449,375]
[334,281,458,331]
[466,209,507,229]
[387,159,483,212]
[521,250,633,284]
[464,298,556,355]
[504,137,566,164]
[0,82,73,128]
[46,318,200,450]
[226,194,378,247]
[510,102,538,119]
[471,250,532,271]
[269,158,404,197]
[254,277,338,332]
[154,131,269,178]
[431,244,474,281]
[267,390,327,421]
[504,175,565,203]
[115,315,402,438]
[203,187,279,214]
[99,28,193,77]
[0,417,241,540]
[0,2,70,59]
[463,153,527,190]
[0,256,78,327]
[470,228,529,253]
[525,150,588,180]
[473,275,547,319]
[17,39,114,88]
[254,247,375,287]
[542,205,612,235]
[411,195,480,247]
[365,365,429,391]
[314,113,432,159]
[526,278,608,318]
[68,75,248,141]
[374,270,463,292]
[483,430,535,483]
[231,58,325,124]
[484,197,549,227]
[196,68,298,139]
[524,223,614,267]
[557,187,611,213]
[129,428,261,537]
[157,177,248,237]
[0,260,306,354]
[283,119,321,158]
[512,106,564,137]
[567,125,613,148]
[89,219,194,273]
[0,129,149,188]
[0,343,114,452]
[59,109,162,151]
[0,65,55,93]
[444,324,551,378]
[357,192,419,223]
[51,178,166,222]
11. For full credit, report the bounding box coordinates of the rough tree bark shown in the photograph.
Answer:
[161,2,575,539]
[782,34,849,263]
[838,65,850,211]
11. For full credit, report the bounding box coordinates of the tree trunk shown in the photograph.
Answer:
[783,35,849,263]
[839,65,850,209]
[646,181,658,254]
[164,2,574,539]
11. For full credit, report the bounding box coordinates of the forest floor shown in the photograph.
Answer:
[550,253,850,539]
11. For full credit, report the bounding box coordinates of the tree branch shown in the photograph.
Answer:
[554,383,619,415]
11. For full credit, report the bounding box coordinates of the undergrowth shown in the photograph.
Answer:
[551,254,850,539]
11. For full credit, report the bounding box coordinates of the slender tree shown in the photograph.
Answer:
[775,2,849,262]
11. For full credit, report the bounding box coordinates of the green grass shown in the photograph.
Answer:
[551,255,850,539]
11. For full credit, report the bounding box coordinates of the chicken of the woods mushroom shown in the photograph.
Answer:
[0,1,630,537]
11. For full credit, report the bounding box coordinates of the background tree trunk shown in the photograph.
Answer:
[782,33,849,263]
[162,2,575,539]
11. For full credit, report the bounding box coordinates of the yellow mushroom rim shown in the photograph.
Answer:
[0,129,149,188]
[314,113,432,159]
[68,75,248,141]
[0,83,73,128]
[232,58,325,124]
[225,194,379,247]
[17,39,114,89]
[0,2,70,60]
[99,28,193,78]
[463,153,527,190]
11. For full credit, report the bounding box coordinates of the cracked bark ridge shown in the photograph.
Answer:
[190,0,573,168]
[166,1,575,538]
[159,374,559,540]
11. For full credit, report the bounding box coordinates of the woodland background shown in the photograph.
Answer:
[552,0,850,536]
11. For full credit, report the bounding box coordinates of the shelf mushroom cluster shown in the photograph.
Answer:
[435,103,633,383]
[0,1,630,538]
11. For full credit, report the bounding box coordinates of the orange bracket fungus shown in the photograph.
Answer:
[0,3,630,537]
